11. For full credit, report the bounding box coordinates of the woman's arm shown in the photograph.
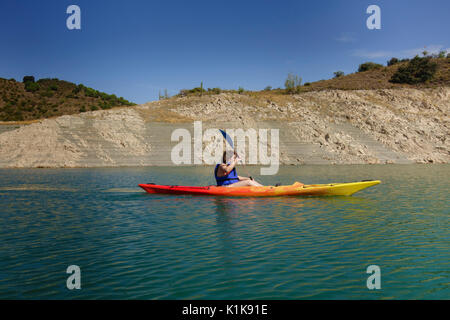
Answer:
[217,155,238,177]
[224,155,238,173]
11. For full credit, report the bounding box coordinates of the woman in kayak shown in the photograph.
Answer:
[214,151,263,187]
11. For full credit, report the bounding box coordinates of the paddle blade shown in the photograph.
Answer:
[219,129,234,149]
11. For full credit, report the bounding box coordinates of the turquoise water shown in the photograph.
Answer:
[0,165,448,299]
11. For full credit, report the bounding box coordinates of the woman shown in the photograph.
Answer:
[214,151,263,187]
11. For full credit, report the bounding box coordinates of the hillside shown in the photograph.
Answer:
[0,87,448,167]
[0,56,448,167]
[300,57,450,91]
[1,56,448,123]
[176,56,449,97]
[0,77,135,121]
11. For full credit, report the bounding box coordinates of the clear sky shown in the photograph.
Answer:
[1,0,449,103]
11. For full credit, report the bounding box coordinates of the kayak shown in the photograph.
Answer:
[138,180,380,197]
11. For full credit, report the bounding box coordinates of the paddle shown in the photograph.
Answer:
[219,129,253,180]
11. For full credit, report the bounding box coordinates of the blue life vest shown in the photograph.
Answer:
[214,164,239,186]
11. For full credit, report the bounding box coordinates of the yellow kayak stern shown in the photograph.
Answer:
[299,180,381,196]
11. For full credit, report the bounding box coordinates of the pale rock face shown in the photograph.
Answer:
[0,88,449,167]
[0,119,83,167]
[0,108,151,167]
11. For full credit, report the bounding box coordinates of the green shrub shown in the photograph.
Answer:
[188,87,205,94]
[79,106,86,112]
[263,86,272,91]
[333,71,344,78]
[208,87,222,94]
[84,87,98,97]
[304,82,311,86]
[98,92,109,100]
[72,84,84,94]
[238,86,245,94]
[90,105,99,111]
[390,56,437,84]
[50,85,58,91]
[117,97,134,105]
[285,73,302,93]
[358,62,383,72]
[37,78,51,83]
[25,82,40,92]
[23,76,35,83]
[387,57,399,66]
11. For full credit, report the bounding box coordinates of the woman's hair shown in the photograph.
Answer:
[223,150,235,163]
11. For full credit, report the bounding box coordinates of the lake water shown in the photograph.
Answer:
[0,165,448,299]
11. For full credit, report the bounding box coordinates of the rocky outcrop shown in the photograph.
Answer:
[0,88,448,167]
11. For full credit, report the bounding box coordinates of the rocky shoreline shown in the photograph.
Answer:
[0,88,448,168]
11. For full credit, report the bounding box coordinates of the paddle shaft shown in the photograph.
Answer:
[220,129,253,180]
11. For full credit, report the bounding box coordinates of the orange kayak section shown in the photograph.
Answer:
[139,180,381,197]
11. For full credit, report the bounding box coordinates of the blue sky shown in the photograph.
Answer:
[1,0,449,103]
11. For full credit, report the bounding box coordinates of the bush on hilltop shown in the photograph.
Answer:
[390,55,438,84]
[23,76,35,83]
[285,73,302,94]
[358,62,383,72]
[387,57,399,66]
